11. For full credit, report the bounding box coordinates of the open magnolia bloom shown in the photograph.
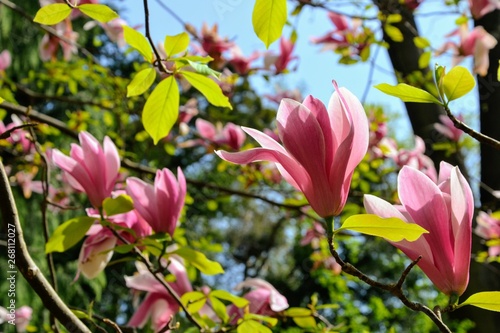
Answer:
[217,82,369,218]
[52,131,120,208]
[364,162,474,296]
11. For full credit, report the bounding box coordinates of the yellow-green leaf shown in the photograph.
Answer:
[127,68,156,97]
[164,32,190,57]
[414,37,430,49]
[384,25,403,42]
[142,76,179,144]
[292,316,316,329]
[252,0,287,48]
[442,66,476,102]
[103,194,134,216]
[172,247,224,275]
[497,60,500,81]
[209,295,229,322]
[375,83,442,104]
[0,97,4,104]
[210,290,249,308]
[186,60,221,79]
[181,291,207,313]
[237,320,272,333]
[285,307,312,317]
[336,214,428,242]
[458,292,500,312]
[77,4,118,23]
[33,3,72,25]
[45,217,96,253]
[418,51,431,69]
[181,71,232,109]
[124,26,153,62]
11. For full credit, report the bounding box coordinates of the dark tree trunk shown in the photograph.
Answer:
[375,1,500,331]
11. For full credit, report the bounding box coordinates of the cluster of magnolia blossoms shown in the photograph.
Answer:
[51,131,289,331]
[218,82,474,297]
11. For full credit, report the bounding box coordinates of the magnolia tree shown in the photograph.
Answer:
[1,0,500,332]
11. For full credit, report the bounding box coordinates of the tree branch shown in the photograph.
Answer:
[0,160,91,332]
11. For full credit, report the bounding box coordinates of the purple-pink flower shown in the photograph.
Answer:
[52,131,120,208]
[228,278,289,322]
[475,211,500,257]
[126,167,186,236]
[434,114,463,142]
[469,0,500,19]
[0,50,11,71]
[196,118,246,150]
[263,37,297,74]
[217,82,369,218]
[125,258,192,331]
[364,162,474,296]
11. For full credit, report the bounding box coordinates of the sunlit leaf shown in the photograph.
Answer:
[33,3,72,25]
[181,71,232,109]
[435,64,446,100]
[0,97,4,104]
[245,313,278,326]
[375,83,442,104]
[209,295,229,322]
[285,307,312,317]
[252,0,287,48]
[210,290,249,308]
[123,26,153,62]
[103,194,134,216]
[418,51,431,69]
[181,291,207,313]
[384,25,403,42]
[337,214,428,242]
[45,217,96,253]
[458,292,500,312]
[78,4,118,23]
[164,32,190,57]
[127,68,156,97]
[442,66,475,102]
[142,76,179,144]
[413,37,430,48]
[172,247,224,275]
[292,316,316,328]
[237,320,272,333]
[186,60,221,79]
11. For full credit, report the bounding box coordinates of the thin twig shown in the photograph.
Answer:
[0,160,91,332]
[142,0,168,73]
[443,104,500,150]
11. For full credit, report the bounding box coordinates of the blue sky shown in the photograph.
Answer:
[117,0,478,140]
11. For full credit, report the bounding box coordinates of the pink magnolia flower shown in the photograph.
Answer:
[469,0,500,19]
[52,131,121,208]
[216,82,369,218]
[263,37,297,74]
[39,20,79,61]
[125,258,192,331]
[364,162,474,296]
[475,211,500,257]
[0,50,11,71]
[196,118,246,150]
[0,114,34,154]
[228,278,289,322]
[436,24,497,76]
[77,204,152,279]
[395,136,437,182]
[311,12,370,59]
[434,114,463,142]
[0,305,32,332]
[227,45,260,75]
[126,167,186,236]
[264,87,303,106]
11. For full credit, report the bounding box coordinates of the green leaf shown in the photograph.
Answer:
[442,66,476,102]
[176,55,213,63]
[336,214,428,242]
[252,0,287,48]
[164,32,190,57]
[210,290,249,308]
[172,247,224,275]
[103,194,134,216]
[435,64,446,100]
[285,307,312,317]
[127,68,156,97]
[418,51,431,69]
[384,25,403,42]
[181,71,232,109]
[45,217,96,253]
[0,97,4,104]
[113,244,135,254]
[375,83,442,104]
[245,314,278,326]
[292,316,316,328]
[181,291,207,313]
[413,37,430,48]
[186,60,221,79]
[123,26,153,62]
[77,4,118,23]
[33,3,72,25]
[142,76,179,144]
[237,320,273,333]
[458,292,500,312]
[209,295,229,322]
[497,60,500,81]
[386,14,402,24]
